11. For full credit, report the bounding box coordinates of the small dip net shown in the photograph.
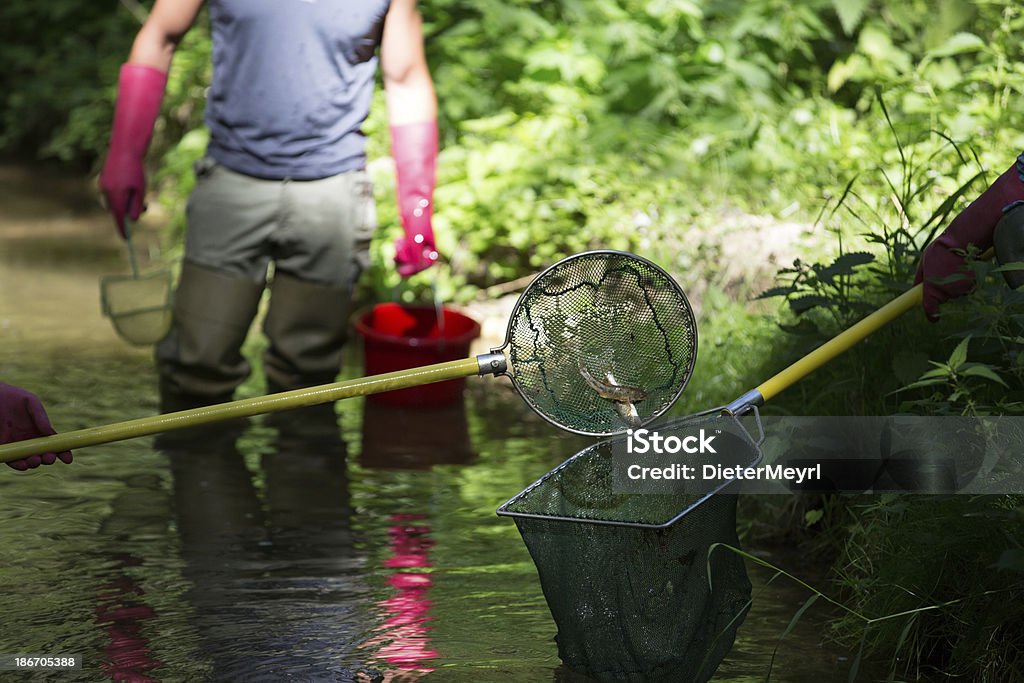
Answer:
[100,269,173,346]
[501,251,696,436]
[498,411,759,682]
[100,226,173,347]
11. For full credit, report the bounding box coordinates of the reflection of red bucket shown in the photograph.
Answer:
[354,304,481,406]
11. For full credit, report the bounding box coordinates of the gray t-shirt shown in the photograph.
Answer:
[205,0,391,180]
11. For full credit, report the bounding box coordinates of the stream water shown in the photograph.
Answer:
[0,164,864,682]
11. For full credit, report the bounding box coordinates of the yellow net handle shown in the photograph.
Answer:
[755,284,923,403]
[0,358,482,463]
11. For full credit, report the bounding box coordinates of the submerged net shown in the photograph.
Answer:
[505,251,696,435]
[499,413,757,682]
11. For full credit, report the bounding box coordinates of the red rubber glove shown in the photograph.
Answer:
[99,64,168,240]
[915,159,1024,321]
[391,120,439,277]
[1,383,73,471]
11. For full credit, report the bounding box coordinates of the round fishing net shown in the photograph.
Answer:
[503,251,696,436]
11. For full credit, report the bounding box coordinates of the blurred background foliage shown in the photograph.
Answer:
[3,0,1024,679]
[6,0,1024,298]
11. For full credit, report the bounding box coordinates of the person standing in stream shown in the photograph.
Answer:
[99,0,440,409]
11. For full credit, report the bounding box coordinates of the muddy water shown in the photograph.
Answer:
[0,164,863,681]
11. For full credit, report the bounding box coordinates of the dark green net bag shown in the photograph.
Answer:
[499,412,758,682]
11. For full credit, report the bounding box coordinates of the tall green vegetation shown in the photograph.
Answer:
[753,111,1024,679]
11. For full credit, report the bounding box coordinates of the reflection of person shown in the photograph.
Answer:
[916,155,1024,320]
[0,382,73,471]
[99,0,440,408]
[160,406,365,678]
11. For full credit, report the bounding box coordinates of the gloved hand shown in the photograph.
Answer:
[99,64,168,240]
[390,120,439,277]
[916,159,1024,321]
[1,383,73,471]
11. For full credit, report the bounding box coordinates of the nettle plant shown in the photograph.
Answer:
[759,110,1023,416]
[899,259,1024,416]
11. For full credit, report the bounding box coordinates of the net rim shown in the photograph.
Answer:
[496,407,764,528]
[493,250,698,437]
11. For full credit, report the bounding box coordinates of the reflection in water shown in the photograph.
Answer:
[158,404,373,680]
[95,554,160,682]
[361,514,438,678]
[360,401,476,470]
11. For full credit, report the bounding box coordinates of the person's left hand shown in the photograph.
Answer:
[0,383,73,471]
[391,121,440,278]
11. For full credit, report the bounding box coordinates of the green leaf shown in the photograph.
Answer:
[804,509,824,526]
[848,629,867,683]
[926,32,985,59]
[833,0,869,36]
[818,251,875,282]
[789,295,830,314]
[900,378,946,391]
[765,594,820,681]
[948,336,970,370]
[889,615,919,679]
[757,286,796,300]
[921,363,951,379]
[779,319,820,336]
[831,251,875,269]
[961,365,1008,387]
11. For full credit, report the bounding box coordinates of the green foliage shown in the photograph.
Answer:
[715,500,1024,683]
[0,3,137,162]
[757,250,876,325]
[833,496,1024,681]
[751,79,1024,678]
[755,109,992,415]
[899,260,1024,415]
[8,0,1023,307]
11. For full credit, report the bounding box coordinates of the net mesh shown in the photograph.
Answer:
[100,270,174,346]
[506,251,696,435]
[499,413,757,682]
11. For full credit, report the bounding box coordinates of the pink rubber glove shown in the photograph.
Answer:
[1,383,73,471]
[915,159,1024,321]
[391,121,440,277]
[99,64,168,240]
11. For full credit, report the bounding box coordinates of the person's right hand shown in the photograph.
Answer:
[916,160,1024,321]
[99,149,145,239]
[0,383,73,471]
[99,64,168,239]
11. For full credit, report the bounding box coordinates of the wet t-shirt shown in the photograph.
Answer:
[205,0,391,180]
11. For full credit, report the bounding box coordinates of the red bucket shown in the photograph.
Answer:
[354,303,482,406]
